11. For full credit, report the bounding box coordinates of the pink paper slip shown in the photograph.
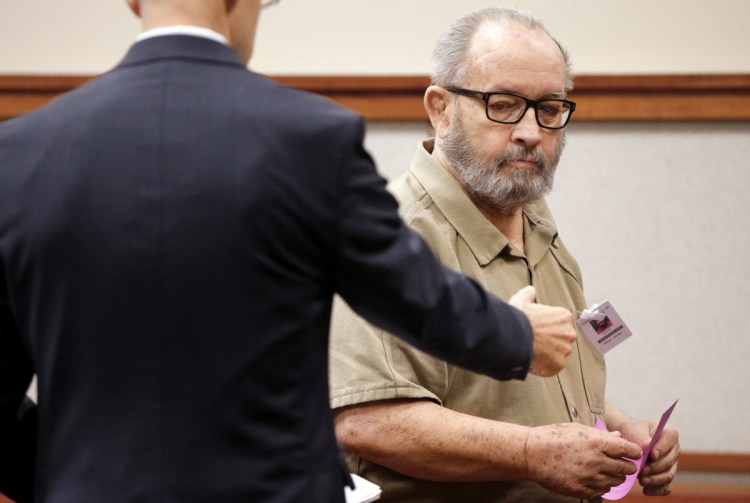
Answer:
[595,400,678,500]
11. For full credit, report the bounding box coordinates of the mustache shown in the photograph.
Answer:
[494,146,548,170]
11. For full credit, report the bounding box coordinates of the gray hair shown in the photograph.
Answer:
[431,7,573,91]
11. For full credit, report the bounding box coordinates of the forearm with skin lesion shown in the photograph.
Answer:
[334,398,531,482]
[335,397,649,500]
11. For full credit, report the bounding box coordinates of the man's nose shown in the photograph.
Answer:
[510,107,543,147]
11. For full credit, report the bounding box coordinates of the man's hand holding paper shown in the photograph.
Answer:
[524,423,642,499]
[600,401,680,499]
[614,414,681,496]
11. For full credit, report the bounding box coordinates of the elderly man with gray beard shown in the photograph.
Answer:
[328,7,679,503]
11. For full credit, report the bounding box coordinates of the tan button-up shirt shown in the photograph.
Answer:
[329,139,606,503]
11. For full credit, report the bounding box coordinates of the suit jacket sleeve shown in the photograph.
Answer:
[333,119,532,381]
[0,263,36,503]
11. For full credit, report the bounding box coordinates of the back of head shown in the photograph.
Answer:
[430,7,573,91]
[128,0,262,63]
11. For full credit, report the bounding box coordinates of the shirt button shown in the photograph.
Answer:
[570,406,579,418]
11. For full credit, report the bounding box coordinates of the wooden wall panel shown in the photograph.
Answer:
[1,74,749,122]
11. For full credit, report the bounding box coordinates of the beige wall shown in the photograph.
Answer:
[1,0,749,75]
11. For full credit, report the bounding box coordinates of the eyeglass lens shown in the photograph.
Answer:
[487,94,572,128]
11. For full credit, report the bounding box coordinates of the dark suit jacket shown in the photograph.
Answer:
[0,35,532,503]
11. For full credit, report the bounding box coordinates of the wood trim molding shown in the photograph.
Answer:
[1,74,749,122]
[679,452,750,473]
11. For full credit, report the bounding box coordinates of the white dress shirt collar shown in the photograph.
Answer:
[136,25,228,46]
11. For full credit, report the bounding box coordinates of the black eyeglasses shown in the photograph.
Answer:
[444,87,576,130]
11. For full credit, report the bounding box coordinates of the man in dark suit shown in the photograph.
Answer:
[0,1,578,502]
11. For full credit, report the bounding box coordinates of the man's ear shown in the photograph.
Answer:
[125,0,141,17]
[424,85,453,139]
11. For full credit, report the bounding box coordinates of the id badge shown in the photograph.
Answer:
[576,301,632,354]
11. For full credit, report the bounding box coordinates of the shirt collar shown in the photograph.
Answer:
[410,139,558,266]
[136,25,228,46]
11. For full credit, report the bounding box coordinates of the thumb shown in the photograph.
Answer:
[509,285,537,306]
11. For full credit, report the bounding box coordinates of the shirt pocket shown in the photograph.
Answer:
[577,339,607,415]
[549,244,606,415]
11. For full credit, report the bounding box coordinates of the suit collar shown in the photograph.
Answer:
[116,35,246,70]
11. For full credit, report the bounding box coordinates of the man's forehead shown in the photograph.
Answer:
[464,22,566,93]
